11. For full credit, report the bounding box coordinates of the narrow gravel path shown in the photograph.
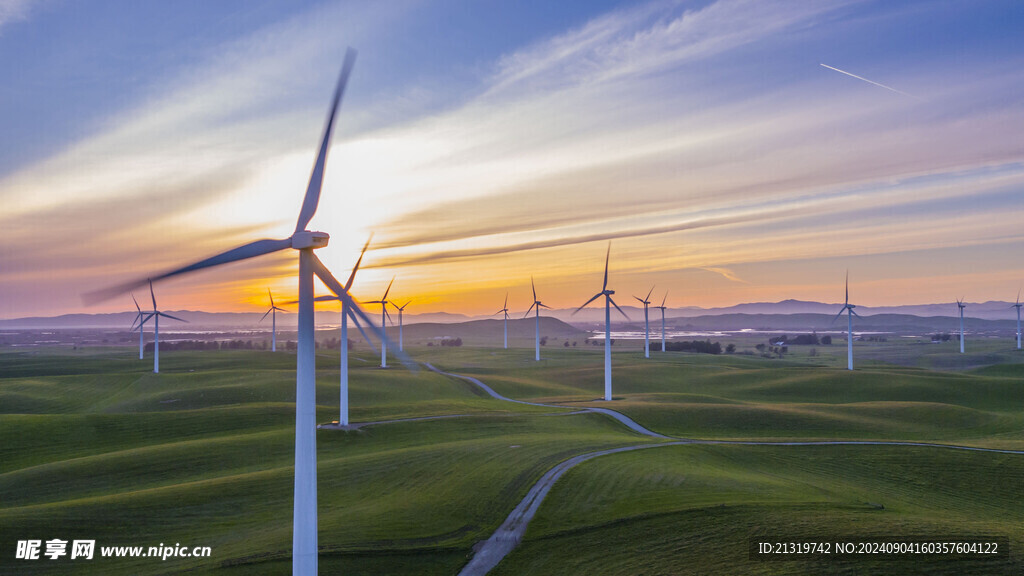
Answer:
[422,362,1024,576]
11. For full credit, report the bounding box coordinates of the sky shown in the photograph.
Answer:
[1,0,1023,319]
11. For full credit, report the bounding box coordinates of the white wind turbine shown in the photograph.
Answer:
[83,49,410,575]
[391,299,412,352]
[832,272,858,371]
[308,237,376,427]
[634,286,654,358]
[574,243,629,401]
[654,291,668,353]
[1013,291,1022,351]
[261,288,289,352]
[146,281,187,374]
[524,278,549,361]
[957,297,967,353]
[130,293,151,360]
[495,293,510,349]
[367,277,395,367]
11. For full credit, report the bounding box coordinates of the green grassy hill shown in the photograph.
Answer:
[2,343,1022,574]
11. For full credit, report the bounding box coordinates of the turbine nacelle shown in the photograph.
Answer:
[291,231,330,250]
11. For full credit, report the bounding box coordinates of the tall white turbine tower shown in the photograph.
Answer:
[957,298,967,354]
[261,289,288,352]
[130,293,151,360]
[654,292,668,353]
[391,300,412,352]
[495,293,510,349]
[832,272,858,371]
[574,243,629,401]
[367,277,395,368]
[306,237,374,427]
[634,286,654,358]
[1013,291,1022,351]
[83,50,410,575]
[524,278,549,361]
[147,281,187,374]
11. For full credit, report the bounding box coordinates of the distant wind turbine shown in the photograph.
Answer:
[524,278,549,361]
[654,292,668,353]
[147,281,187,374]
[574,243,629,401]
[261,289,289,352]
[1013,291,1022,351]
[832,272,858,371]
[634,286,654,358]
[957,298,967,354]
[130,293,151,360]
[495,293,510,349]
[83,49,413,574]
[307,237,375,427]
[391,299,412,352]
[367,277,395,367]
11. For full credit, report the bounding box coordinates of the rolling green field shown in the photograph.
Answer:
[2,340,1022,574]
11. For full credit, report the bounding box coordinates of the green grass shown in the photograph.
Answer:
[495,444,1024,575]
[2,342,1023,575]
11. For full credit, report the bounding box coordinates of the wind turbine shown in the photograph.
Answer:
[367,277,394,367]
[832,272,858,371]
[82,49,409,575]
[524,278,549,361]
[307,237,375,427]
[391,300,412,352]
[574,243,629,401]
[130,293,151,360]
[957,298,967,353]
[495,293,510,349]
[1013,291,1022,351]
[634,286,654,358]
[261,289,288,352]
[146,281,187,374]
[654,292,668,353]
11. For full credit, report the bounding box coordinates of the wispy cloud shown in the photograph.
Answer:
[0,0,33,33]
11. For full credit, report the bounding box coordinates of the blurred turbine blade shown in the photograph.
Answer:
[309,253,417,371]
[609,296,629,321]
[268,288,274,308]
[504,292,508,310]
[346,308,379,355]
[524,302,536,318]
[531,277,537,302]
[149,280,157,311]
[646,286,654,302]
[346,234,372,291]
[573,293,602,315]
[382,276,394,301]
[661,291,668,308]
[159,312,188,323]
[260,309,273,322]
[84,238,293,305]
[832,309,844,324]
[602,242,610,292]
[295,47,357,234]
[132,293,141,313]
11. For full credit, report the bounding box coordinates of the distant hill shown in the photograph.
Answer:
[388,317,588,347]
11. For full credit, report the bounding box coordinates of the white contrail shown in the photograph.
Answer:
[820,63,923,101]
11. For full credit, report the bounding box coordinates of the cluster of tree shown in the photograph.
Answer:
[563,341,578,347]
[769,333,822,346]
[931,333,952,342]
[539,336,548,346]
[655,340,724,354]
[427,338,463,347]
[755,343,787,358]
[587,339,616,346]
[319,337,355,351]
[861,335,887,342]
[145,339,266,352]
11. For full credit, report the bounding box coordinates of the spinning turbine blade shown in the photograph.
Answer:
[159,312,188,323]
[345,235,372,291]
[382,276,394,301]
[609,296,629,321]
[531,277,537,302]
[132,294,141,313]
[646,286,654,302]
[345,308,379,355]
[260,309,273,322]
[268,288,275,308]
[84,238,293,304]
[574,293,602,314]
[845,271,849,306]
[295,47,357,234]
[832,309,845,324]
[309,254,416,371]
[602,242,610,292]
[149,280,157,311]
[524,302,536,318]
